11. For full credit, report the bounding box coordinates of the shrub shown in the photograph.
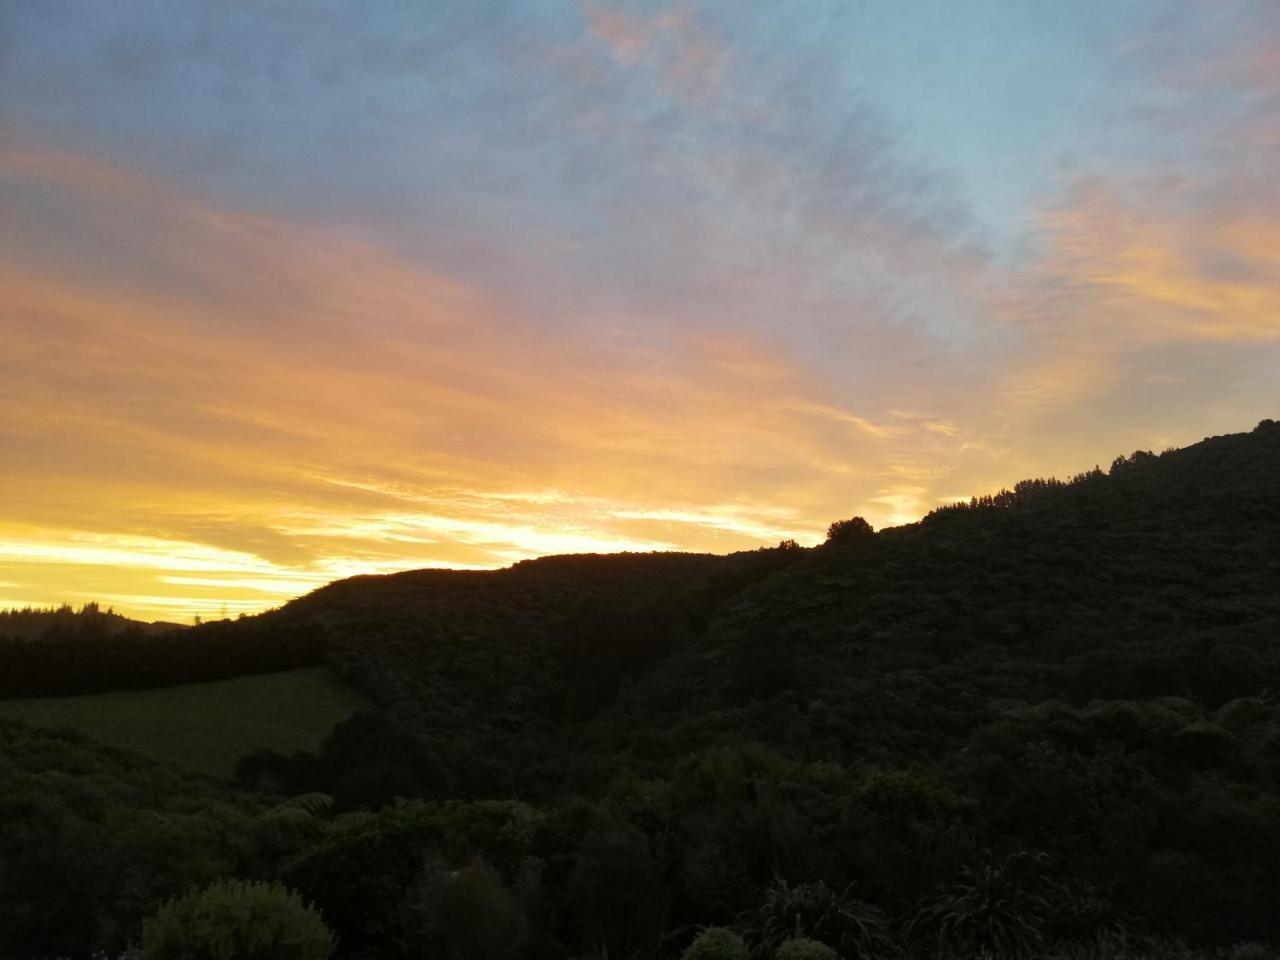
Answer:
[908,853,1050,959]
[409,858,528,960]
[141,878,335,960]
[745,879,893,959]
[683,926,749,960]
[776,938,839,960]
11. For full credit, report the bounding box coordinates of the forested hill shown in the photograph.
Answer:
[260,419,1280,784]
[264,547,807,789]
[214,418,1280,953]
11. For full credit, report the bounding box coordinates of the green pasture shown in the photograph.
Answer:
[0,667,370,776]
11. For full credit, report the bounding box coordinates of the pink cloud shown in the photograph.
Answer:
[582,1,726,103]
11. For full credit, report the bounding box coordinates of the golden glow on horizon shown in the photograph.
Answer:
[3,139,1278,622]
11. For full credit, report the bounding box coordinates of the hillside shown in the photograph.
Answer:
[262,548,806,793]
[258,419,1280,951]
[3,420,1279,959]
[261,420,1280,782]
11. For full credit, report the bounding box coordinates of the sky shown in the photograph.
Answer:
[2,1,1278,622]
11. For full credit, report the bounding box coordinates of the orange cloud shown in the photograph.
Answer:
[1029,184,1280,342]
[970,163,1280,495]
[990,174,1280,425]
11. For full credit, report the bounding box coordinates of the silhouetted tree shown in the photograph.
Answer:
[824,516,874,544]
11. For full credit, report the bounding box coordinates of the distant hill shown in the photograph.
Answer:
[0,602,187,639]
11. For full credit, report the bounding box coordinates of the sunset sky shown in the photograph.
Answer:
[3,2,1278,622]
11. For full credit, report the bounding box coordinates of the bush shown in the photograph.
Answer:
[141,879,335,960]
[746,879,893,959]
[409,858,528,960]
[776,940,839,960]
[908,853,1050,959]
[683,926,749,960]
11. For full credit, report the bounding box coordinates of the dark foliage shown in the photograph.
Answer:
[0,609,327,698]
[0,719,268,958]
[141,878,335,960]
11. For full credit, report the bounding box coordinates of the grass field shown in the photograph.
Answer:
[0,667,371,777]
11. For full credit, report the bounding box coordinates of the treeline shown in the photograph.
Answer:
[0,611,327,698]
[929,418,1279,519]
[0,601,180,640]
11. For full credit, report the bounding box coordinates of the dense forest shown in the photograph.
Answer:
[2,420,1279,959]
